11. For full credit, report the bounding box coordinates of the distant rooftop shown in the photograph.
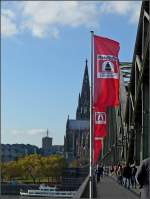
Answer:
[68,119,89,130]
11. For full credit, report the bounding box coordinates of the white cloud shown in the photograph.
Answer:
[100,1,141,24]
[20,1,98,38]
[100,1,131,15]
[28,129,46,135]
[129,3,142,24]
[11,128,46,136]
[1,1,142,39]
[1,9,18,37]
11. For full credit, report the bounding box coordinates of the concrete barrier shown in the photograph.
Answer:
[72,175,89,198]
[72,175,97,198]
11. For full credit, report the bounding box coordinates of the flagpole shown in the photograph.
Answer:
[89,30,94,199]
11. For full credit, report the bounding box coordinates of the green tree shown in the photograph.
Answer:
[1,154,67,184]
[4,161,22,181]
[42,155,66,182]
[42,156,53,182]
[19,154,42,183]
[50,155,66,182]
[0,163,7,182]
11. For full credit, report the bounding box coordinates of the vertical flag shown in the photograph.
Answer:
[93,35,120,163]
[94,138,102,164]
[94,35,120,107]
[93,106,107,163]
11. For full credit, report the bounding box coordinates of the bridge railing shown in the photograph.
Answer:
[72,174,97,198]
[72,175,89,198]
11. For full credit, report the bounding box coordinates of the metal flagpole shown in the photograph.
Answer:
[89,30,94,199]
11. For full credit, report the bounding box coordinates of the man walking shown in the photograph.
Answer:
[131,164,137,188]
[136,158,150,199]
[123,163,132,189]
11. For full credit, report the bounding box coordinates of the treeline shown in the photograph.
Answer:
[0,154,67,184]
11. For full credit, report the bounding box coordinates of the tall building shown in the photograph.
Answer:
[42,129,52,155]
[76,59,90,120]
[64,60,90,163]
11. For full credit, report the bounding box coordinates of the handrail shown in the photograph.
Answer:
[72,175,89,199]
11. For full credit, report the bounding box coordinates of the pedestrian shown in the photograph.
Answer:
[122,164,126,186]
[136,158,150,199]
[131,164,137,188]
[110,165,115,176]
[123,163,132,189]
[114,165,118,176]
[100,165,104,178]
[95,164,101,183]
[117,165,123,185]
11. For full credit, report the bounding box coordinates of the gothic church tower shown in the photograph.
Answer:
[76,59,90,120]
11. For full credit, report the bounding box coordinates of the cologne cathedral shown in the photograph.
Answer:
[64,60,90,164]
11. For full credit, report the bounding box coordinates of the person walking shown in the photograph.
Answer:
[131,164,137,188]
[110,165,115,176]
[117,165,123,185]
[95,164,101,183]
[123,163,132,189]
[136,158,150,199]
[100,165,104,178]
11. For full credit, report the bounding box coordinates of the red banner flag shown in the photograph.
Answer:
[93,35,120,163]
[94,35,120,107]
[94,138,102,163]
[93,106,107,163]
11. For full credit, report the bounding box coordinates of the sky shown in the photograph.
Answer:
[1,1,142,147]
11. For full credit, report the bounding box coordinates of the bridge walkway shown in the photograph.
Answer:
[96,176,140,199]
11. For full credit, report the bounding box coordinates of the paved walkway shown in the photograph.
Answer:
[110,174,141,197]
[96,176,140,199]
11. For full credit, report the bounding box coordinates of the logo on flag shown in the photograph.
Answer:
[94,136,103,140]
[95,112,106,124]
[97,55,119,79]
[102,61,114,72]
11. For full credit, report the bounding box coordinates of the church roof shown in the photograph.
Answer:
[68,119,89,130]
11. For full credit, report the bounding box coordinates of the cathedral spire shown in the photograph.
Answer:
[66,115,69,129]
[76,93,81,119]
[85,58,88,68]
[76,59,90,120]
[78,93,81,106]
[81,59,90,100]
